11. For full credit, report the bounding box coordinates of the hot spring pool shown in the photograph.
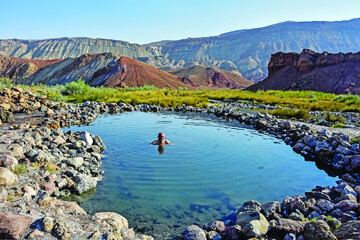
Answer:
[67,111,338,239]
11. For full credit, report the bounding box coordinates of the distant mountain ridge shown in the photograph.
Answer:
[0,53,251,89]
[1,18,360,82]
[247,49,360,94]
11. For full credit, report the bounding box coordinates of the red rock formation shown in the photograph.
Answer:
[171,65,253,89]
[268,49,360,75]
[0,54,60,81]
[89,56,190,89]
[249,49,360,94]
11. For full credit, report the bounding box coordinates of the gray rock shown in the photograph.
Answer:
[307,211,321,220]
[224,225,242,240]
[34,150,51,163]
[237,200,262,213]
[341,185,357,198]
[81,131,93,145]
[293,142,305,153]
[304,220,337,240]
[267,218,305,238]
[236,211,269,237]
[94,136,106,150]
[289,212,304,221]
[0,167,16,185]
[315,140,330,153]
[207,221,225,233]
[72,175,97,194]
[351,155,360,171]
[316,199,335,212]
[182,225,206,240]
[261,201,281,218]
[283,121,294,130]
[305,191,331,201]
[0,154,18,170]
[284,233,296,240]
[68,157,84,169]
[334,220,360,240]
[335,200,358,211]
[73,140,86,149]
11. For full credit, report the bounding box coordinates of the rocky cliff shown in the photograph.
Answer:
[0,37,159,61]
[248,49,360,94]
[171,65,253,89]
[2,18,360,82]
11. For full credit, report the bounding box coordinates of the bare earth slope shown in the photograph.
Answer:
[171,65,254,89]
[0,54,60,81]
[20,52,120,85]
[88,56,190,89]
[247,49,360,94]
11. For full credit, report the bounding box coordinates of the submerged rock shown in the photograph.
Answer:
[182,225,207,240]
[236,211,269,237]
[93,212,128,233]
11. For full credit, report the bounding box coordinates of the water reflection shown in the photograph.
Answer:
[158,145,165,155]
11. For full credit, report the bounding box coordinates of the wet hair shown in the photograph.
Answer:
[158,132,165,138]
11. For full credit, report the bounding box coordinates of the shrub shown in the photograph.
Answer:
[350,136,360,145]
[269,108,310,119]
[331,123,346,128]
[62,79,90,95]
[325,112,345,123]
[0,77,14,91]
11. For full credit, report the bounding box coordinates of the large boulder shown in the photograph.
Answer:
[93,212,128,233]
[182,225,206,240]
[236,211,269,237]
[0,167,16,185]
[68,157,84,169]
[72,175,97,194]
[351,155,360,171]
[81,131,93,145]
[262,201,281,218]
[0,109,14,123]
[237,200,262,213]
[0,213,32,239]
[335,200,358,211]
[334,220,360,240]
[0,154,18,170]
[304,220,337,240]
[267,218,305,238]
[207,221,226,233]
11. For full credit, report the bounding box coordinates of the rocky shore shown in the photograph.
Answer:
[1,87,360,239]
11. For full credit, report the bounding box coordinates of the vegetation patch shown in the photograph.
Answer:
[2,77,360,113]
[13,163,28,174]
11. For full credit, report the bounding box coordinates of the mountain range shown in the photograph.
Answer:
[1,18,360,82]
[0,53,253,89]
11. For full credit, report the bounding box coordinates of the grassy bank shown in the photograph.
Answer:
[1,78,360,112]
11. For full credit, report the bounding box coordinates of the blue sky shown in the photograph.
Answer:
[1,0,359,44]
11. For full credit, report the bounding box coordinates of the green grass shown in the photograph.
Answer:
[331,123,346,128]
[13,163,28,174]
[267,108,310,119]
[325,112,345,123]
[2,77,360,114]
[350,136,360,144]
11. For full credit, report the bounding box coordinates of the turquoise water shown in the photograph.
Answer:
[67,111,338,239]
